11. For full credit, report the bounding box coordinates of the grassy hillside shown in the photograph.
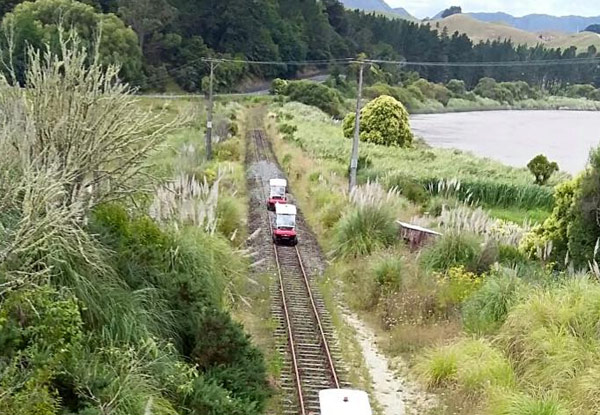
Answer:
[434,14,600,52]
[434,15,541,45]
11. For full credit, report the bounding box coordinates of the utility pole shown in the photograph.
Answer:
[349,60,365,193]
[205,59,215,161]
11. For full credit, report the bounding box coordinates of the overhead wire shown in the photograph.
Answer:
[140,54,600,95]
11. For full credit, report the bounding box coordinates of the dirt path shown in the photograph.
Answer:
[342,311,436,415]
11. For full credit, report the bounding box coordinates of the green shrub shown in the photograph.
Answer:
[343,95,413,147]
[284,80,345,117]
[413,79,451,106]
[462,268,525,335]
[527,154,559,185]
[270,78,288,95]
[373,255,404,293]
[421,232,481,272]
[215,138,242,162]
[565,84,596,99]
[334,205,397,258]
[447,79,467,96]
[363,82,400,100]
[436,266,485,310]
[385,173,429,204]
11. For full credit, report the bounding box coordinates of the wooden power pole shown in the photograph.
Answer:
[349,61,365,193]
[205,60,215,161]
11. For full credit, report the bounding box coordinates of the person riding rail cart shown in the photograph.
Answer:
[267,178,287,211]
[272,203,298,246]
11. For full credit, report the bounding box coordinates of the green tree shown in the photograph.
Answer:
[2,0,142,83]
[585,24,600,34]
[447,79,467,96]
[343,95,413,147]
[441,6,462,18]
[117,0,175,52]
[527,154,559,185]
[284,80,344,117]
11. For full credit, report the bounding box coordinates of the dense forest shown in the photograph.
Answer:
[1,0,599,91]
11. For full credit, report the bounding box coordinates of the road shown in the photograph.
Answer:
[140,74,329,100]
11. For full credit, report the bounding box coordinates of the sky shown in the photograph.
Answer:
[387,0,600,19]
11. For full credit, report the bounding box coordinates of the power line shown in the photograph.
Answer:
[366,57,600,67]
[141,54,600,90]
[203,56,600,68]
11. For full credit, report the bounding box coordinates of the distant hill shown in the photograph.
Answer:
[435,14,600,53]
[434,15,541,44]
[392,7,416,20]
[339,0,392,13]
[339,0,417,20]
[467,12,600,33]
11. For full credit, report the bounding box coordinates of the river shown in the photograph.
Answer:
[410,110,600,175]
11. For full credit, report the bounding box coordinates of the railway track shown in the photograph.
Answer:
[246,127,346,414]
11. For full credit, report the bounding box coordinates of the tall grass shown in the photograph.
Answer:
[423,178,555,210]
[489,391,569,415]
[438,206,530,247]
[416,338,515,395]
[420,232,482,272]
[334,205,397,258]
[462,267,526,335]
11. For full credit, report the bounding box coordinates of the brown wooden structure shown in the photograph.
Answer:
[397,221,442,250]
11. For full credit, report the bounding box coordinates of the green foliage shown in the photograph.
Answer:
[520,147,600,267]
[84,204,269,413]
[270,78,288,95]
[565,84,596,99]
[446,79,467,96]
[441,6,462,18]
[282,80,345,117]
[343,95,413,147]
[585,24,600,34]
[373,255,404,293]
[527,154,559,185]
[421,232,482,272]
[462,268,525,334]
[2,0,142,83]
[472,78,541,104]
[334,205,397,258]
[436,266,485,310]
[519,177,579,261]
[385,173,429,204]
[413,79,452,106]
[0,287,82,415]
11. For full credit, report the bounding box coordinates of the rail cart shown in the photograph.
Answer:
[273,203,297,246]
[319,389,372,415]
[267,178,287,211]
